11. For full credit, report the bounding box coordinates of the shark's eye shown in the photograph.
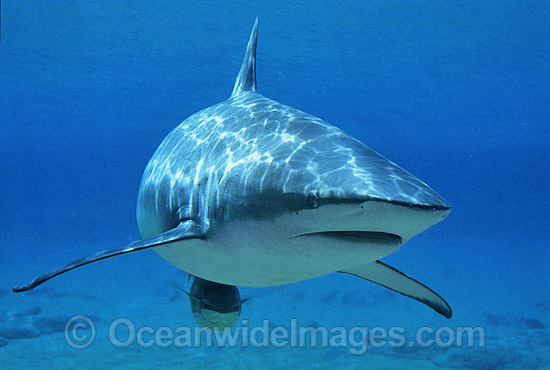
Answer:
[308,195,319,208]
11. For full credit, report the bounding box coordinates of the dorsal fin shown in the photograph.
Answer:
[230,18,259,98]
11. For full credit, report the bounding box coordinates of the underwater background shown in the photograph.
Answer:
[1,1,548,369]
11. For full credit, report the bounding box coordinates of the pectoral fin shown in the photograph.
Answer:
[13,220,205,293]
[339,260,452,318]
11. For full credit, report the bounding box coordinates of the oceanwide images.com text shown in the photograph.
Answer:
[65,316,485,355]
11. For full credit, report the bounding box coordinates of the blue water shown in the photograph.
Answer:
[1,1,549,369]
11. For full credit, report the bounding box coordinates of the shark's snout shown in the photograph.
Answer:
[355,199,451,243]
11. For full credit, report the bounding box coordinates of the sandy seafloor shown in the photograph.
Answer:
[1,237,548,370]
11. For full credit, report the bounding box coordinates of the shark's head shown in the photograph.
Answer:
[220,100,451,249]
[281,124,451,245]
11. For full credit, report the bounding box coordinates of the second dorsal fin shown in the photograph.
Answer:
[230,18,259,98]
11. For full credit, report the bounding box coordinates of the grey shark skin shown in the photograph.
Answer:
[13,19,452,319]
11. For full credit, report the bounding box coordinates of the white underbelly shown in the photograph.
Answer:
[153,219,401,287]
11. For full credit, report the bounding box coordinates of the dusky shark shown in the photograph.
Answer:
[14,19,452,320]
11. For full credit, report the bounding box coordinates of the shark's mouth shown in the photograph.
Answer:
[293,231,402,245]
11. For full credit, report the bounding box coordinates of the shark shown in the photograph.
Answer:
[13,19,452,319]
